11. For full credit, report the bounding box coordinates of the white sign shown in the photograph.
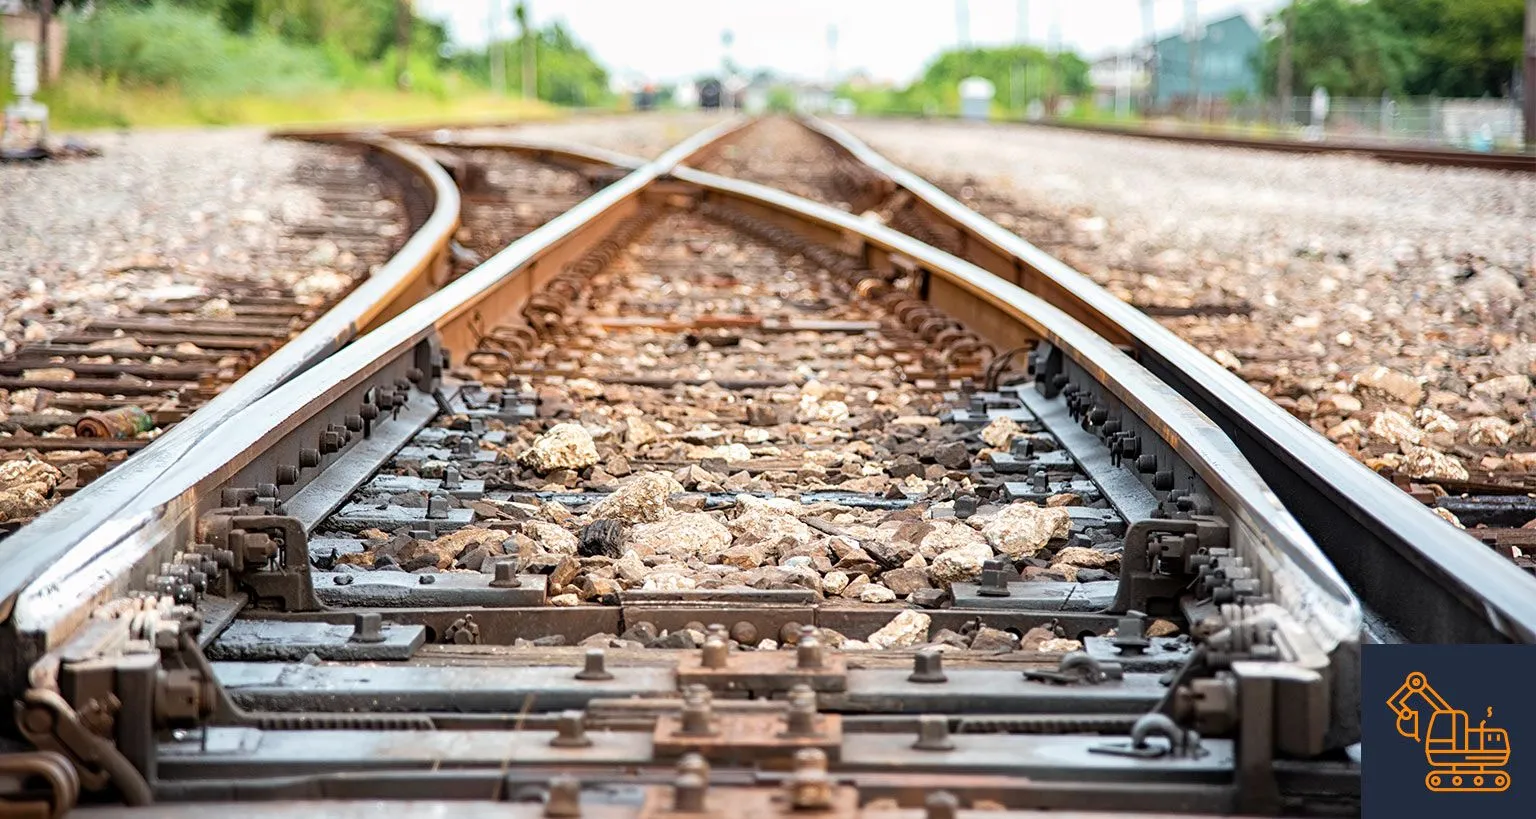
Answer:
[1310,86,1331,124]
[11,41,39,98]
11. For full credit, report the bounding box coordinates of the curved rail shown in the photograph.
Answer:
[0,136,459,622]
[3,118,746,654]
[671,163,1361,742]
[799,115,1536,644]
[8,115,1362,751]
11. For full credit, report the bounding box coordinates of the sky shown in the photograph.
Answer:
[417,0,1287,87]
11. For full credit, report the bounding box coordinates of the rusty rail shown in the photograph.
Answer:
[0,136,459,623]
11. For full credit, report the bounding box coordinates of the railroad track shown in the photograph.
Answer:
[1,116,1533,818]
[1011,118,1536,173]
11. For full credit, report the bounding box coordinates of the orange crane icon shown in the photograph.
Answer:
[1386,671,1511,793]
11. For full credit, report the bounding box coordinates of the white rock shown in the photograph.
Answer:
[822,570,850,595]
[928,543,993,584]
[590,472,682,524]
[1326,418,1363,442]
[642,572,697,592]
[978,503,1072,559]
[1467,417,1515,447]
[624,415,660,446]
[866,610,931,649]
[520,423,600,472]
[522,520,578,555]
[858,583,897,603]
[979,416,1023,450]
[917,520,987,559]
[1472,375,1531,402]
[1366,410,1423,446]
[1354,366,1425,407]
[729,499,814,546]
[1400,445,1469,481]
[629,512,732,558]
[614,551,648,583]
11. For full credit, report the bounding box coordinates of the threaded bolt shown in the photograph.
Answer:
[779,684,820,738]
[908,648,948,684]
[912,714,955,751]
[701,637,729,669]
[349,612,385,643]
[785,748,833,810]
[796,633,824,670]
[490,560,519,588]
[926,791,959,819]
[575,648,614,681]
[549,710,593,748]
[673,771,708,812]
[678,686,715,737]
[544,776,581,818]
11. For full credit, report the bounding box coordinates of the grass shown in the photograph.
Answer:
[33,74,561,131]
[7,4,565,132]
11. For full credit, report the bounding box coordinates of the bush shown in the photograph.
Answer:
[66,2,335,97]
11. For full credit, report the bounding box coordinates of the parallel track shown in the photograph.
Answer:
[1,116,1532,818]
[991,118,1536,173]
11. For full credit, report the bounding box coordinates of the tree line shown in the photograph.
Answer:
[14,0,610,105]
[1265,0,1526,98]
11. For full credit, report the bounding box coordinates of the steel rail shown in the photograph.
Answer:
[670,163,1362,736]
[0,136,459,623]
[799,115,1536,644]
[894,116,1536,173]
[410,133,647,172]
[3,117,747,659]
[7,116,1362,753]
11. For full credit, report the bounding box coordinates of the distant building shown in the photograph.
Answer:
[1089,53,1149,109]
[1151,13,1261,105]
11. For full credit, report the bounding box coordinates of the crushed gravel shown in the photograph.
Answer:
[0,128,361,356]
[841,117,1536,492]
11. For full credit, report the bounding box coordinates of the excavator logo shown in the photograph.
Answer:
[1387,671,1512,793]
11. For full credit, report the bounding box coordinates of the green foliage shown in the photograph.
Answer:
[765,86,796,113]
[1259,0,1418,96]
[1262,0,1523,98]
[1375,0,1524,96]
[847,45,1090,117]
[445,21,611,107]
[65,2,334,96]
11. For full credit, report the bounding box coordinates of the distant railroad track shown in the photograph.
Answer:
[1017,118,1536,173]
[1,116,1533,818]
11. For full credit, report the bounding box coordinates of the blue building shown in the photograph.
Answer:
[1152,13,1262,105]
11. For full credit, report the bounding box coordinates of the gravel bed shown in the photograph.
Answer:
[303,207,1166,654]
[1,127,403,525]
[842,117,1536,497]
[459,112,731,161]
[0,128,364,356]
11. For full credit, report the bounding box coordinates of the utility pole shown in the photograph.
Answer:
[1016,0,1029,44]
[489,0,505,94]
[37,0,52,86]
[956,0,970,48]
[516,2,536,101]
[827,25,838,86]
[1277,0,1294,127]
[1525,0,1535,151]
[1048,3,1062,104]
[395,0,411,91]
[1142,0,1156,113]
[1185,0,1201,115]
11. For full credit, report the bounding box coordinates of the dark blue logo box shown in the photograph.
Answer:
[1363,645,1529,817]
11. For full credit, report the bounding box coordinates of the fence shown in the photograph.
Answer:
[1078,94,1527,152]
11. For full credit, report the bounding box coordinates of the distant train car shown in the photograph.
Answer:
[698,78,723,110]
[633,85,657,111]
